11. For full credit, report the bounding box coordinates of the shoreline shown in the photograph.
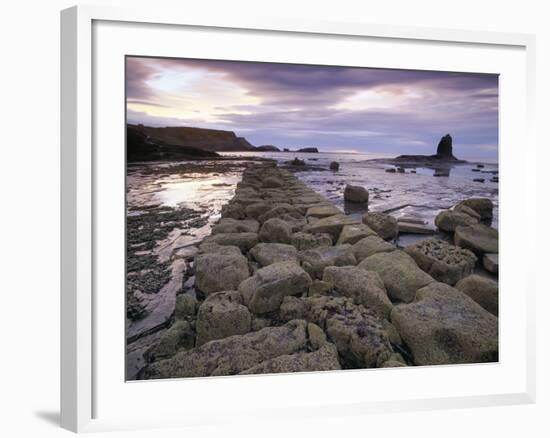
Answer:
[127,161,499,380]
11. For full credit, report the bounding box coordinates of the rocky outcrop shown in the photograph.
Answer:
[394,134,464,163]
[404,239,477,285]
[391,282,498,365]
[256,145,281,152]
[436,134,455,159]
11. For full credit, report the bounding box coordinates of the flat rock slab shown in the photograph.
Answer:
[143,320,308,379]
[250,242,299,266]
[455,223,498,255]
[127,259,187,342]
[305,214,361,241]
[398,222,436,235]
[300,244,357,279]
[391,282,498,365]
[322,266,393,319]
[358,250,434,303]
[239,261,312,314]
[405,239,477,285]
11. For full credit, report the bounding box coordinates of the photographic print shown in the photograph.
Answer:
[125,56,499,380]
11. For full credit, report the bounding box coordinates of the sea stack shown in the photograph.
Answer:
[436,134,456,160]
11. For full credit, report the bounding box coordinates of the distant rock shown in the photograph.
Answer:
[394,133,464,163]
[436,134,456,159]
[286,157,306,166]
[329,161,340,171]
[344,184,369,203]
[256,145,281,151]
[297,147,319,153]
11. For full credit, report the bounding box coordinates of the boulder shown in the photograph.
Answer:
[456,198,494,220]
[239,262,312,314]
[454,203,481,220]
[258,203,301,223]
[198,242,242,256]
[212,218,260,234]
[278,213,307,232]
[404,239,477,285]
[358,250,434,303]
[329,161,340,171]
[144,320,308,378]
[250,243,299,266]
[483,253,499,274]
[291,232,333,251]
[351,235,396,262]
[454,223,498,255]
[306,205,342,218]
[259,218,293,244]
[344,185,369,203]
[322,266,392,318]
[196,291,252,346]
[308,280,333,296]
[307,322,327,349]
[455,275,498,316]
[300,244,357,279]
[194,251,250,294]
[336,223,377,245]
[202,232,259,252]
[435,210,478,232]
[391,282,498,365]
[397,222,435,234]
[362,212,398,241]
[305,214,361,241]
[174,294,197,320]
[240,343,341,375]
[245,202,271,220]
[262,176,284,188]
[144,320,194,361]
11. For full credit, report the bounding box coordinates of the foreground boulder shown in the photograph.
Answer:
[144,320,195,361]
[250,243,299,266]
[455,223,498,255]
[351,235,396,262]
[240,343,341,375]
[291,232,333,250]
[322,266,392,318]
[456,198,494,221]
[344,184,369,203]
[300,244,357,279]
[455,274,498,316]
[196,291,252,346]
[362,212,398,241]
[194,251,250,294]
[435,210,478,232]
[259,218,293,244]
[143,320,308,378]
[336,223,377,245]
[358,250,434,303]
[391,282,498,365]
[239,261,312,314]
[405,239,477,285]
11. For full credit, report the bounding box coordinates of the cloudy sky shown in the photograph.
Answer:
[126,56,499,160]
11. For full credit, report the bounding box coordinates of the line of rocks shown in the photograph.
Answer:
[138,163,499,379]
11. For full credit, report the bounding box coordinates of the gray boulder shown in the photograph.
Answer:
[455,274,498,316]
[259,218,293,244]
[250,243,299,266]
[454,203,481,220]
[258,203,301,223]
[144,320,308,378]
[391,282,498,365]
[212,218,260,234]
[245,202,271,220]
[194,251,250,294]
[174,294,197,320]
[144,320,195,361]
[455,223,498,255]
[202,232,259,252]
[351,235,396,262]
[322,266,392,318]
[291,232,333,250]
[483,253,499,274]
[344,184,369,203]
[305,214,361,241]
[196,291,252,346]
[456,198,494,220]
[358,250,434,303]
[435,210,478,232]
[404,239,477,285]
[300,244,357,279]
[239,261,312,314]
[362,212,398,241]
[336,223,377,245]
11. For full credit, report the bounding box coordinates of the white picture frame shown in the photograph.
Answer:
[60,4,536,433]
